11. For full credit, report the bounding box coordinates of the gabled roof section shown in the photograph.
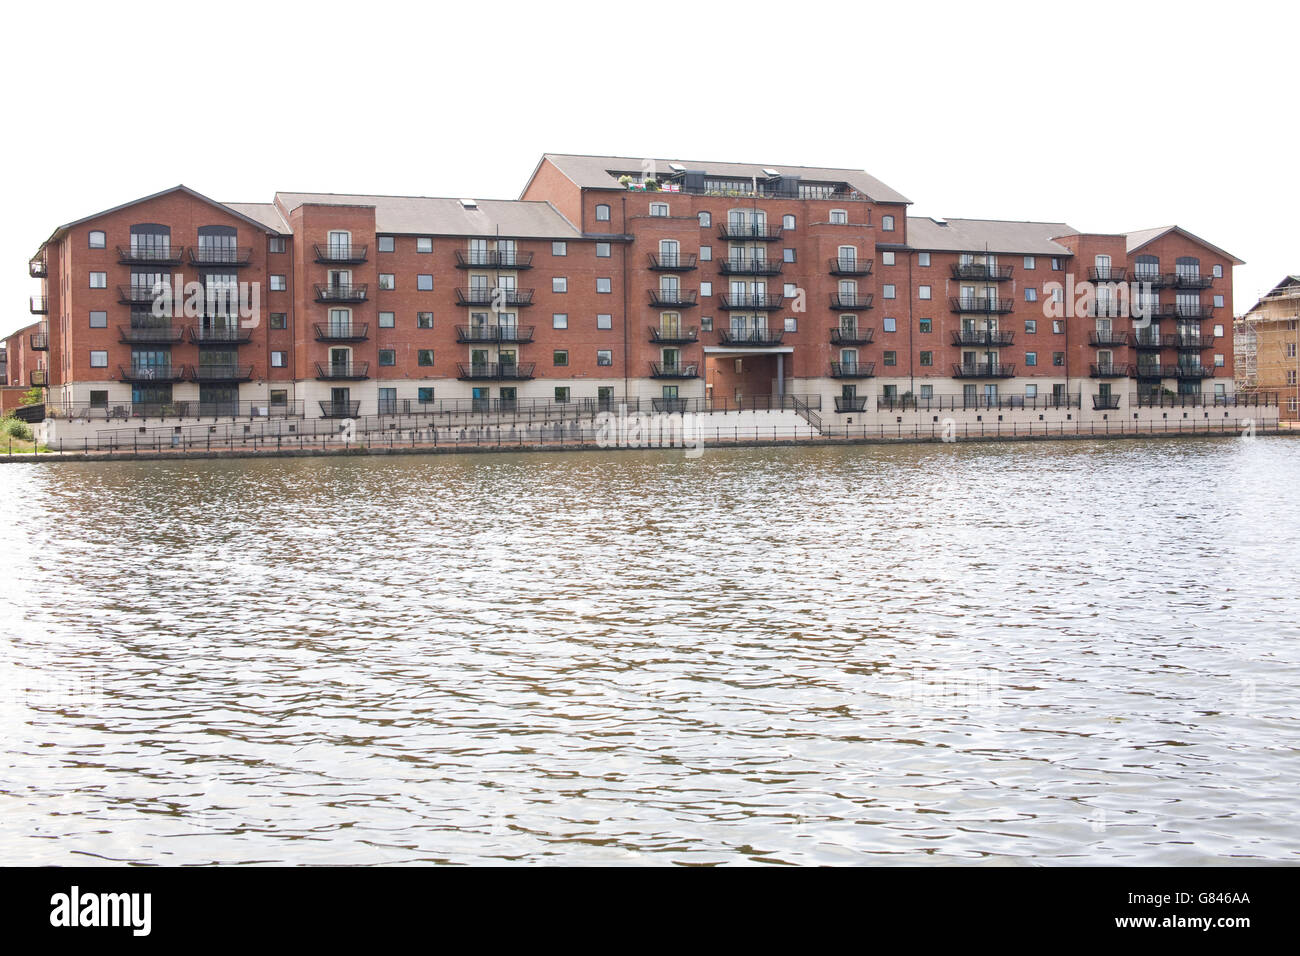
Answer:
[1125,225,1244,264]
[906,217,1078,256]
[224,202,291,235]
[529,153,911,205]
[1243,274,1300,316]
[273,192,581,239]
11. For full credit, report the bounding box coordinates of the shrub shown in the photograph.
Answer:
[1,417,33,441]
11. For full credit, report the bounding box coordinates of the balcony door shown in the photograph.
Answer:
[328,309,351,338]
[840,348,857,372]
[659,239,679,268]
[471,349,489,373]
[498,349,517,372]
[662,347,681,372]
[838,245,856,269]
[839,314,857,336]
[328,231,351,259]
[497,239,517,268]
[330,387,350,414]
[497,311,517,339]
[661,312,682,337]
[468,238,488,266]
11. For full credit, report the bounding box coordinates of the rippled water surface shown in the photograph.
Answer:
[2,438,1299,865]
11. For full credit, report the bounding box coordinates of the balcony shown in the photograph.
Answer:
[454,288,535,307]
[1172,272,1215,290]
[29,295,48,314]
[950,263,1013,281]
[828,257,872,276]
[949,296,1014,313]
[718,257,783,276]
[319,400,361,418]
[830,327,874,345]
[119,364,187,383]
[1171,303,1214,320]
[1088,267,1128,283]
[456,325,536,344]
[1134,364,1180,378]
[30,330,48,350]
[1090,363,1134,377]
[119,324,185,345]
[647,289,698,308]
[117,285,165,306]
[313,244,368,264]
[1092,394,1121,410]
[649,362,699,378]
[1132,331,1165,349]
[952,362,1016,378]
[453,250,533,270]
[456,362,536,381]
[951,329,1015,347]
[29,369,49,387]
[718,222,783,241]
[1172,364,1215,379]
[314,283,369,303]
[717,292,784,311]
[314,322,370,343]
[830,292,874,310]
[1088,331,1130,347]
[1131,271,1172,288]
[189,246,253,268]
[648,252,698,271]
[718,328,785,347]
[649,326,699,344]
[316,362,370,380]
[189,325,253,345]
[190,364,254,383]
[829,361,876,378]
[29,258,47,278]
[834,396,869,412]
[1172,332,1215,349]
[117,244,183,266]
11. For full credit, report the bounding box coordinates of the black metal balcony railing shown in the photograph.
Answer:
[313,322,370,342]
[30,295,48,314]
[315,362,370,380]
[952,362,1017,378]
[314,283,369,303]
[454,288,535,307]
[1171,304,1214,320]
[649,326,699,344]
[648,289,699,308]
[1134,364,1170,378]
[951,329,1015,347]
[1088,267,1128,282]
[830,327,874,345]
[1172,332,1215,349]
[649,362,700,378]
[456,362,537,381]
[1172,272,1215,290]
[718,222,783,241]
[119,324,185,344]
[118,285,163,306]
[29,369,49,387]
[30,331,49,350]
[189,247,253,267]
[29,259,47,278]
[455,325,536,344]
[949,296,1014,313]
[718,257,783,276]
[828,257,873,276]
[1173,364,1216,378]
[1131,271,1171,288]
[717,293,785,311]
[830,292,874,310]
[189,326,253,345]
[829,362,877,378]
[117,244,184,265]
[319,400,362,418]
[190,365,254,382]
[1088,331,1130,347]
[834,396,869,412]
[1132,331,1165,349]
[1090,363,1134,378]
[1092,394,1122,409]
[718,328,785,347]
[453,250,533,270]
[950,263,1014,281]
[119,365,187,383]
[648,253,698,271]
[313,244,369,264]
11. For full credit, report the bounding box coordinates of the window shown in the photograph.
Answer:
[371,311,392,329]
[649,203,668,217]
[88,230,106,248]
[553,350,569,367]
[1213,264,1223,278]
[698,212,711,228]
[1215,353,1226,367]
[699,245,712,262]
[920,351,932,366]
[417,349,434,366]
[271,351,286,367]
[90,272,107,288]
[1053,320,1065,334]
[552,313,568,329]
[268,312,286,330]
[784,316,798,332]
[1025,351,1037,366]
[919,318,932,333]
[883,317,897,332]
[597,350,613,366]
[270,275,286,291]
[1051,257,1062,270]
[918,253,930,267]
[1052,352,1064,367]
[89,390,108,408]
[552,241,567,256]
[268,237,285,254]
[829,209,848,225]
[783,283,798,298]
[418,387,434,403]
[379,349,396,367]
[883,350,897,366]
[596,277,612,293]
[596,242,611,257]
[882,251,896,266]
[782,214,796,230]
[1214,295,1224,308]
[89,350,107,367]
[378,236,395,253]
[417,312,433,329]
[555,387,570,403]
[410,274,430,291]
[1025,319,1037,333]
[700,281,712,296]
[595,204,610,222]
[919,285,931,300]
[883,284,896,299]
[1024,288,1038,302]
[1024,256,1035,270]
[700,316,713,331]
[783,248,796,263]
[1213,323,1224,338]
[89,310,106,328]
[597,313,612,330]
[882,215,895,231]
[552,277,567,293]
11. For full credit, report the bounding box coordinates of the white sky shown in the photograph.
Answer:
[2,0,1295,339]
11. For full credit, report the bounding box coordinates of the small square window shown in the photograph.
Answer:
[268,237,286,254]
[555,386,570,403]
[378,236,395,253]
[882,215,895,231]
[1215,353,1225,367]
[417,312,433,329]
[1051,257,1062,270]
[1025,384,1038,399]
[89,350,107,367]
[699,246,712,262]
[883,317,897,332]
[1024,288,1038,302]
[379,311,395,328]
[596,350,613,366]
[784,316,797,332]
[1025,351,1037,366]
[270,275,286,291]
[649,203,668,217]
[418,387,435,403]
[597,313,612,330]
[883,284,896,299]
[1213,264,1223,278]
[90,390,108,408]
[379,274,395,290]
[1024,256,1035,270]
[416,237,433,253]
[89,310,107,328]
[700,281,712,297]
[596,242,611,258]
[918,252,930,267]
[271,351,286,367]
[552,241,567,256]
[919,285,931,300]
[882,251,896,266]
[1052,351,1065,367]
[701,316,713,331]
[1053,320,1065,334]
[553,277,567,293]
[782,214,796,230]
[270,390,288,406]
[919,318,932,333]
[829,209,848,225]
[89,272,107,289]
[417,274,433,291]
[596,277,611,293]
[783,283,798,298]
[883,350,897,366]
[1025,319,1037,333]
[417,349,434,366]
[698,212,711,228]
[88,230,106,248]
[1213,324,1224,337]
[783,248,796,263]
[379,349,396,366]
[595,204,610,222]
[270,312,287,330]
[1213,295,1224,308]
[920,351,932,366]
[553,350,569,367]
[553,313,568,329]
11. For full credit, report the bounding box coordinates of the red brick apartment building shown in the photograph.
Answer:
[10,153,1271,436]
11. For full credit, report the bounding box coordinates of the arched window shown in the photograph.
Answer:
[595,204,610,222]
[1134,254,1159,279]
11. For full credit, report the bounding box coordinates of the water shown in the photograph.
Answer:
[2,437,1298,865]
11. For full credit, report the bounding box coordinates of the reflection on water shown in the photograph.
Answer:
[1,438,1299,865]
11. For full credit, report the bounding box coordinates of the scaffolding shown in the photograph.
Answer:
[1237,278,1300,419]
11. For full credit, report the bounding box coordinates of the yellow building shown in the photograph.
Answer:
[1236,275,1300,420]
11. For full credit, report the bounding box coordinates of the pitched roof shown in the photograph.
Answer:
[224,202,291,235]
[905,217,1078,255]
[1243,274,1300,316]
[1124,225,1244,264]
[531,152,911,205]
[273,192,580,239]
